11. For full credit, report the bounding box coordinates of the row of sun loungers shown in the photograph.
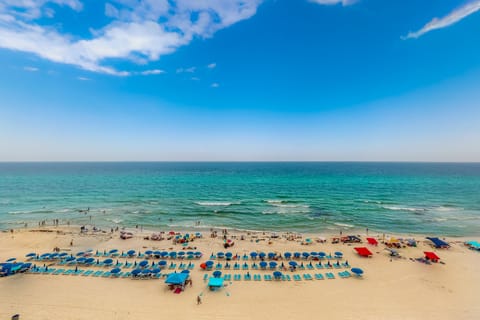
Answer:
[202,271,353,282]
[27,267,165,279]
[206,262,349,270]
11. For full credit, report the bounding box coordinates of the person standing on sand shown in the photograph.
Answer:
[197,295,202,305]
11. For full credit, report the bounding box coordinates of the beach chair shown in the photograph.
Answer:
[251,264,258,270]
[224,274,232,281]
[254,274,261,281]
[73,270,84,275]
[315,263,323,269]
[333,263,341,269]
[82,270,94,276]
[124,262,133,268]
[342,262,349,267]
[233,263,240,270]
[122,272,131,278]
[314,273,324,280]
[307,264,314,270]
[242,254,248,260]
[169,263,176,270]
[178,263,186,270]
[264,274,272,281]
[293,274,302,281]
[215,263,222,270]
[234,274,241,281]
[188,263,195,270]
[303,274,313,280]
[63,269,74,275]
[242,263,249,270]
[92,271,104,277]
[203,274,209,281]
[102,271,111,278]
[342,271,352,278]
[154,273,162,279]
[326,272,335,279]
[244,274,252,281]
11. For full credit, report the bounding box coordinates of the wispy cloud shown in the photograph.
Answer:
[191,77,200,81]
[211,82,220,88]
[177,67,196,73]
[0,1,263,76]
[23,66,39,72]
[403,0,480,40]
[77,76,90,81]
[207,63,217,69]
[140,69,165,75]
[309,0,357,6]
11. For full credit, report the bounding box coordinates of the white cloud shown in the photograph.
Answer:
[77,76,90,80]
[309,0,357,6]
[207,63,217,69]
[403,1,480,39]
[211,82,220,88]
[0,0,263,75]
[140,69,165,75]
[191,77,200,81]
[23,66,39,72]
[176,66,196,73]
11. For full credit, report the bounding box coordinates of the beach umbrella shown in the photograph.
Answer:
[302,252,310,258]
[217,252,225,258]
[77,257,87,264]
[225,252,233,259]
[58,253,68,257]
[65,256,75,262]
[310,252,318,256]
[288,261,297,267]
[131,269,142,276]
[318,252,326,258]
[250,252,258,259]
[269,261,277,269]
[335,251,343,257]
[284,252,292,259]
[294,252,301,259]
[139,260,149,268]
[160,251,168,258]
[6,258,16,262]
[169,252,177,258]
[273,271,282,279]
[50,253,59,259]
[141,269,152,275]
[178,251,185,257]
[75,252,84,257]
[195,252,202,258]
[41,253,51,258]
[26,253,36,258]
[109,249,118,255]
[158,260,167,266]
[152,268,161,274]
[103,258,113,265]
[268,252,276,259]
[111,267,121,274]
[213,270,222,278]
[85,258,95,264]
[259,261,268,269]
[181,269,190,274]
[145,250,153,255]
[351,268,364,276]
[259,252,266,259]
[127,250,136,256]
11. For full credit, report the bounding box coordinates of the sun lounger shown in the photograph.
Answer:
[293,274,302,281]
[326,272,335,279]
[102,271,111,278]
[307,264,314,270]
[315,263,323,269]
[63,269,74,275]
[51,269,64,275]
[82,270,94,276]
[169,263,176,269]
[264,274,272,281]
[242,264,249,270]
[234,274,241,281]
[343,271,352,278]
[188,263,194,269]
[92,271,104,277]
[215,263,222,270]
[224,274,232,281]
[314,273,324,280]
[203,273,209,281]
[73,270,84,275]
[178,263,186,270]
[244,274,251,281]
[303,274,313,280]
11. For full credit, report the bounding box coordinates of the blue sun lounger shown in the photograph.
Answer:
[63,269,74,275]
[282,274,291,281]
[326,272,335,279]
[242,264,249,270]
[234,274,241,281]
[92,271,104,277]
[73,270,84,276]
[215,263,222,270]
[102,271,111,278]
[244,274,252,281]
[169,263,176,270]
[203,274,209,281]
[314,273,324,280]
[293,274,302,281]
[315,263,323,269]
[82,270,94,276]
[223,274,232,281]
[122,272,131,278]
[303,274,313,280]
[52,269,64,275]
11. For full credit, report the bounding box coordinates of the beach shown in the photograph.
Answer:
[1,226,479,320]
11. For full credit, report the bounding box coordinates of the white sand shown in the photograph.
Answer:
[1,227,479,320]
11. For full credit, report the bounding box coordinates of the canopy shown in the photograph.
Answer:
[208,277,224,287]
[354,247,373,257]
[367,238,378,245]
[424,252,440,261]
[165,272,188,285]
[426,237,449,248]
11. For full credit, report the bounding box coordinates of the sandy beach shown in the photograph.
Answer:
[1,225,479,320]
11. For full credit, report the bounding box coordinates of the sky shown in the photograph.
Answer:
[1,0,480,161]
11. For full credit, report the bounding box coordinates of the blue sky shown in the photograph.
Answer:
[1,0,480,161]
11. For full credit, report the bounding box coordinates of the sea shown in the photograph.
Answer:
[0,162,479,236]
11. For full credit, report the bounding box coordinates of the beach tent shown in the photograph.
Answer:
[354,247,373,257]
[165,272,188,285]
[424,252,440,262]
[366,238,378,246]
[426,237,449,249]
[208,277,224,290]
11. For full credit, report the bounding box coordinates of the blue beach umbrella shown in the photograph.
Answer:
[26,253,36,258]
[158,260,167,266]
[85,257,95,264]
[269,261,277,269]
[6,258,16,262]
[139,260,149,268]
[145,250,153,255]
[131,269,142,276]
[103,258,113,265]
[76,252,85,257]
[284,252,292,259]
[152,268,161,274]
[213,270,222,278]
[288,261,298,267]
[335,251,343,258]
[273,271,282,279]
[250,252,258,259]
[58,253,68,257]
[318,252,326,258]
[351,268,364,276]
[259,252,266,259]
[178,251,185,257]
[169,252,177,258]
[310,252,318,257]
[225,252,233,259]
[65,256,75,262]
[259,261,268,269]
[50,253,59,259]
[111,267,121,274]
[41,253,51,258]
[77,257,87,264]
[217,252,225,258]
[294,252,301,259]
[127,250,136,256]
[302,252,310,258]
[141,269,151,275]
[181,269,190,274]
[268,252,276,259]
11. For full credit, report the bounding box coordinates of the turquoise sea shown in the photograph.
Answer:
[1,162,479,236]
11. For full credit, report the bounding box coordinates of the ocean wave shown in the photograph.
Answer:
[382,206,427,213]
[333,222,355,228]
[195,201,239,206]
[433,205,462,212]
[106,218,123,224]
[262,207,311,215]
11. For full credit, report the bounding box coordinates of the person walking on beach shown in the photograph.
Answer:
[197,295,202,305]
